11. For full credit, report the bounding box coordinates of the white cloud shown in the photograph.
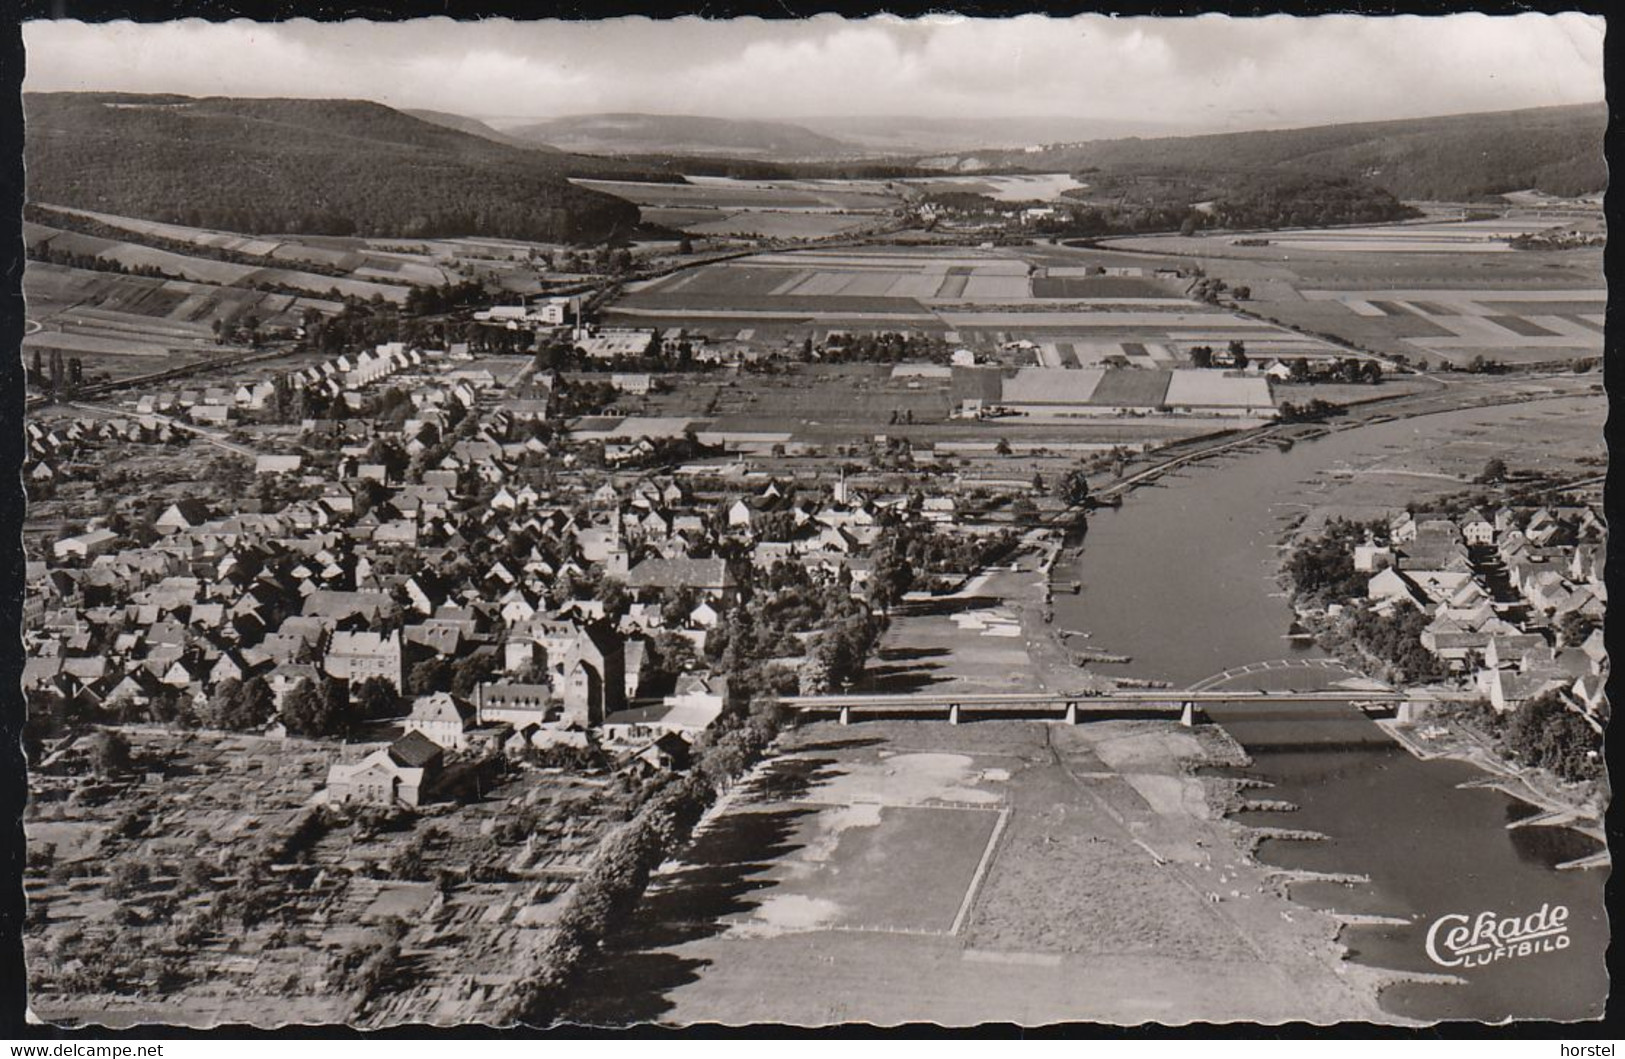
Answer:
[22,14,1604,131]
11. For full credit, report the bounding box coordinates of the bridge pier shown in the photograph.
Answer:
[839,706,851,726]
[948,704,961,725]
[1064,701,1078,725]
[1180,701,1198,727]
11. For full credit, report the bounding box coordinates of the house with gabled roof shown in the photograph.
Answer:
[404,691,475,750]
[326,732,441,808]
[324,630,404,691]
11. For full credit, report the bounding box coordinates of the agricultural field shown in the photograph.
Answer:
[575,175,905,242]
[1092,213,1604,368]
[1293,287,1604,365]
[603,364,1253,451]
[1099,210,1601,258]
[609,244,1353,370]
[642,208,881,240]
[26,220,411,301]
[25,205,618,313]
[23,262,337,381]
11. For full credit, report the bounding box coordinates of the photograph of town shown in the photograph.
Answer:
[11,12,1610,1030]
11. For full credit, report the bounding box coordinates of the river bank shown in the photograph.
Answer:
[568,717,1411,1026]
[1047,391,1607,1021]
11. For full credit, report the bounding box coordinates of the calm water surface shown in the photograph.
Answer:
[1055,398,1607,1022]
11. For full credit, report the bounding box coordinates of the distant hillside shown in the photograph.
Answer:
[504,113,856,159]
[934,104,1607,201]
[402,107,558,151]
[797,114,1193,154]
[24,93,669,243]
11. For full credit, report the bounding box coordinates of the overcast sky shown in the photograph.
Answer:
[22,14,1605,132]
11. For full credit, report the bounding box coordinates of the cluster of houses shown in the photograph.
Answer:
[27,417,180,487]
[26,343,976,809]
[1360,503,1606,718]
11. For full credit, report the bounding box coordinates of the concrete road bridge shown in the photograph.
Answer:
[774,687,1458,727]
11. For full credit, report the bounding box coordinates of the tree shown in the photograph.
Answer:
[596,579,630,622]
[1501,692,1601,782]
[1479,457,1509,484]
[352,677,399,720]
[1056,469,1091,508]
[410,657,454,697]
[867,543,914,616]
[205,675,275,731]
[1227,340,1248,370]
[90,729,132,777]
[450,653,498,698]
[106,857,151,899]
[994,437,1012,457]
[1557,611,1598,649]
[1189,345,1214,369]
[282,677,349,738]
[177,855,216,896]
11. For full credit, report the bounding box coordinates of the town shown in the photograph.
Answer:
[13,12,1609,1034]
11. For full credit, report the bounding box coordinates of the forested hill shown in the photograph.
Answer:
[504,112,854,158]
[402,108,558,151]
[935,103,1607,201]
[24,93,673,243]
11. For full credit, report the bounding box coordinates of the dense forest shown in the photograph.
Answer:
[24,93,675,243]
[1183,174,1421,230]
[1028,174,1416,237]
[503,113,852,158]
[947,103,1606,202]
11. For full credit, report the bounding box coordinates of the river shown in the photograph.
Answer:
[1051,396,1608,1022]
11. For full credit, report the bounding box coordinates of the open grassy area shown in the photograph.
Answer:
[566,719,1390,1026]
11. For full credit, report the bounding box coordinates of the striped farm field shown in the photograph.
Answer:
[1031,275,1181,298]
[676,211,880,239]
[1294,287,1604,364]
[24,329,186,357]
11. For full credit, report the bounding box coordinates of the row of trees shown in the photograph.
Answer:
[1285,519,1387,607]
[501,697,786,1025]
[58,672,390,740]
[1438,691,1602,783]
[1347,604,1449,684]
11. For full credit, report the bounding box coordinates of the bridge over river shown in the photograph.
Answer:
[773,686,1468,727]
